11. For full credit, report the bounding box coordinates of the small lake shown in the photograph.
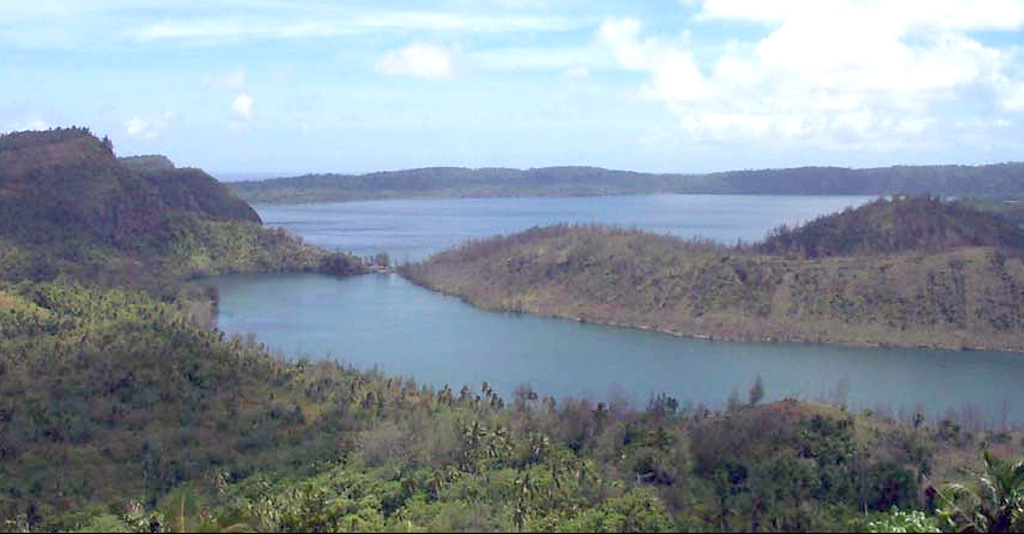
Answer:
[207,194,1024,428]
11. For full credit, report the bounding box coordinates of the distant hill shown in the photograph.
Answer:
[228,162,1024,204]
[402,198,1024,352]
[760,196,1024,257]
[0,127,362,284]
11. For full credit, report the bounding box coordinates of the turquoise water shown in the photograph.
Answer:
[205,194,1024,427]
[210,272,1024,427]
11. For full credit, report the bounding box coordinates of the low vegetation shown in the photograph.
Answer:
[402,197,1024,351]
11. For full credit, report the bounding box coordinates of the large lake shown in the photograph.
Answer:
[208,195,1024,428]
[257,194,873,262]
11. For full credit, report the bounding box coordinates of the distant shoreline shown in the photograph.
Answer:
[226,162,1024,205]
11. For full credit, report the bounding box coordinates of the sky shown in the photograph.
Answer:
[2,0,1024,178]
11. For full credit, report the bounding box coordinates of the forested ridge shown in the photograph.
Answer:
[0,127,365,286]
[1,129,1022,532]
[228,162,1024,204]
[402,197,1024,352]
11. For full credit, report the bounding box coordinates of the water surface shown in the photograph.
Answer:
[213,194,1024,428]
[257,194,872,262]
[210,272,1024,427]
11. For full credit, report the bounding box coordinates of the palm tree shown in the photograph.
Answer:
[935,450,1024,533]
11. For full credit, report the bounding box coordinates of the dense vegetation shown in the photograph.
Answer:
[4,280,1023,532]
[228,163,1024,204]
[402,197,1024,352]
[761,197,1024,258]
[2,129,1022,532]
[0,127,364,286]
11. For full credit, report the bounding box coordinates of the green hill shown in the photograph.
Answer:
[0,127,362,284]
[401,197,1024,351]
[228,162,1024,204]
[2,129,1021,533]
[761,196,1024,257]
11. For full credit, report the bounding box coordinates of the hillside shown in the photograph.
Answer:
[2,129,1021,533]
[0,127,362,284]
[124,155,262,224]
[228,162,1024,204]
[402,198,1024,352]
[761,196,1024,257]
[11,279,1014,532]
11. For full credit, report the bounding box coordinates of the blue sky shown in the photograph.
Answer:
[3,0,1024,177]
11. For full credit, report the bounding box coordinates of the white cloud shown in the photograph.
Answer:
[599,1,1024,149]
[376,43,454,78]
[232,93,254,120]
[124,112,171,140]
[599,18,706,102]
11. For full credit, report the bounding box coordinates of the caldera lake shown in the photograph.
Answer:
[205,194,1024,428]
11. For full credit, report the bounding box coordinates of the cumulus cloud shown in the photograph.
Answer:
[232,93,254,120]
[124,112,171,140]
[600,1,1024,149]
[376,43,454,78]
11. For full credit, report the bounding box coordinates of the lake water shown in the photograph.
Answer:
[207,194,1024,428]
[256,194,873,262]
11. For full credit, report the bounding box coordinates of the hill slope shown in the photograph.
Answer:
[0,127,362,284]
[228,162,1024,204]
[2,129,1022,533]
[761,196,1024,257]
[402,198,1024,351]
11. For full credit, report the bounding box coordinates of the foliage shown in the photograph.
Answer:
[6,277,1006,532]
[0,128,365,286]
[227,162,1024,204]
[935,451,1024,533]
[760,196,1024,258]
[867,507,941,533]
[401,202,1024,351]
[3,127,1024,532]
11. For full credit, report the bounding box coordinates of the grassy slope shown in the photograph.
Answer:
[402,199,1024,352]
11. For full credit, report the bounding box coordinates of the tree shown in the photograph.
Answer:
[935,451,1024,533]
[748,375,765,406]
[374,251,390,268]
